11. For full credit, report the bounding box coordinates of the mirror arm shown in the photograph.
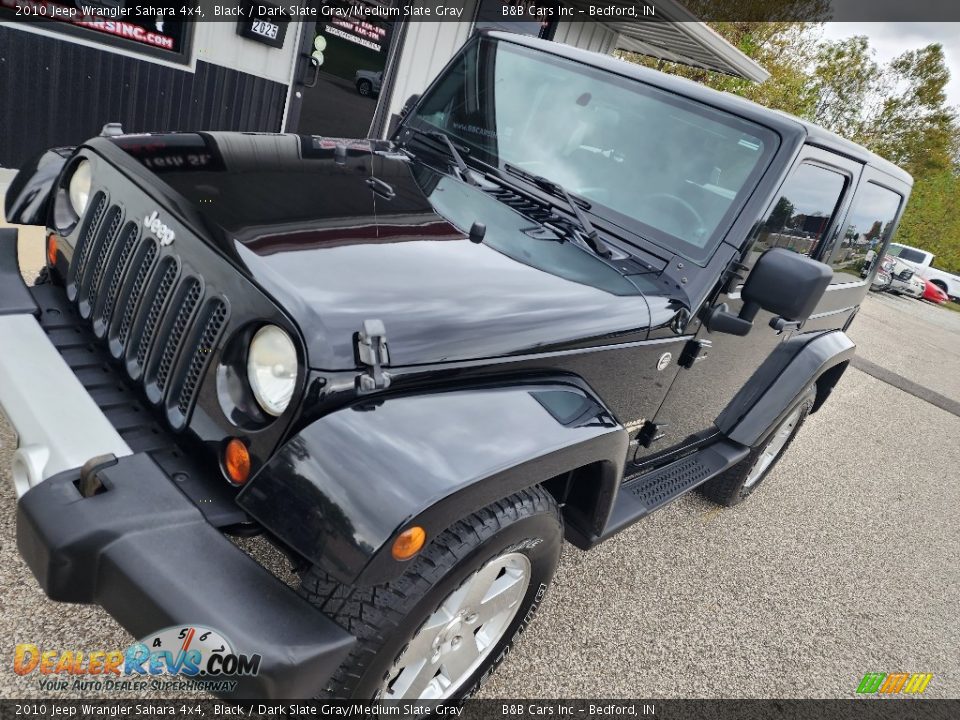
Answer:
[702,303,753,336]
[739,300,761,324]
[769,317,803,333]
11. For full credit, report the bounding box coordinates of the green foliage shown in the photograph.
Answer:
[617,15,960,274]
[895,171,960,274]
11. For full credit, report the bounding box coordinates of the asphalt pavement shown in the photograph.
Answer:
[1,187,957,698]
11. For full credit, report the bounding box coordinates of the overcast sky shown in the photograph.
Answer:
[819,23,960,109]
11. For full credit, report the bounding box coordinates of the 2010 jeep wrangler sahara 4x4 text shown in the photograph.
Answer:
[1,31,912,700]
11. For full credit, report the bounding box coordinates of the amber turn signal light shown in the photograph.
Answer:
[391,526,426,561]
[47,234,58,266]
[224,438,251,485]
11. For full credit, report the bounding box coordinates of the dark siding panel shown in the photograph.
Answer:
[0,27,287,169]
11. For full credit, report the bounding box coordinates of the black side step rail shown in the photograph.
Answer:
[598,439,749,542]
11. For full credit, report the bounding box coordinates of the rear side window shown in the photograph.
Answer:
[754,163,847,257]
[829,182,903,284]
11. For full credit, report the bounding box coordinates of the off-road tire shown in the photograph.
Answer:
[299,486,563,699]
[698,389,816,507]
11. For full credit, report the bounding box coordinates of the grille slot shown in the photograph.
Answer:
[110,238,158,358]
[78,205,123,318]
[144,276,203,405]
[93,222,140,338]
[127,256,179,381]
[168,299,229,430]
[66,192,107,301]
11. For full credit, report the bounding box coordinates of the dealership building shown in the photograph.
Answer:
[0,0,768,169]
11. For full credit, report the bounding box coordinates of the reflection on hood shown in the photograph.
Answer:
[109,131,660,369]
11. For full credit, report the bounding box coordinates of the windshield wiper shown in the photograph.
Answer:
[407,127,480,186]
[503,164,612,258]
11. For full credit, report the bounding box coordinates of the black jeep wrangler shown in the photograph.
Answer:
[1,31,911,699]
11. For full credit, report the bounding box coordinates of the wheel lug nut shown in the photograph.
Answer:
[451,636,462,648]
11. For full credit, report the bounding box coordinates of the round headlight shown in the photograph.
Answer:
[68,160,92,215]
[247,325,298,417]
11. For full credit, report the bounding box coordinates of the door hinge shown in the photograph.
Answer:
[356,319,391,394]
[636,421,667,448]
[679,338,712,369]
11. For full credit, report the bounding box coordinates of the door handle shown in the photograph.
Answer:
[366,177,395,200]
[304,58,320,88]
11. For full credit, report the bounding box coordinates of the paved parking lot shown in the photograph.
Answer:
[1,197,957,699]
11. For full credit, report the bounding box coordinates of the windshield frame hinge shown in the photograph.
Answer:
[355,319,391,394]
[678,338,712,368]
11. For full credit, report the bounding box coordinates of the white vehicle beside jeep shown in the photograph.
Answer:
[887,242,960,301]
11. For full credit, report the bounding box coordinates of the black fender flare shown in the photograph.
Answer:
[716,330,855,447]
[237,382,628,586]
[4,147,74,225]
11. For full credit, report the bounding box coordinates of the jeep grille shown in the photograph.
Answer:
[66,198,229,431]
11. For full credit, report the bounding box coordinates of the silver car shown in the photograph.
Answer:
[355,70,382,97]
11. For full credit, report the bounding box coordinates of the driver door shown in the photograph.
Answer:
[633,147,862,463]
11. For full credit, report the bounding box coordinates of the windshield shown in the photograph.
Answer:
[407,36,778,262]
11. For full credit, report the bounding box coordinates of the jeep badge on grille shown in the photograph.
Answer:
[143,210,175,246]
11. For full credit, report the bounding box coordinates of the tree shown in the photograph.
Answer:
[618,23,820,118]
[869,44,956,177]
[766,197,795,231]
[808,35,881,143]
[894,170,960,274]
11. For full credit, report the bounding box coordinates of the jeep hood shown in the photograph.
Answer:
[109,132,657,369]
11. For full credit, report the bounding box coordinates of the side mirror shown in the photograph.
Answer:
[742,248,832,322]
[705,248,832,336]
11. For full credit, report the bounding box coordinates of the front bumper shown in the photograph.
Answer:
[1,229,355,698]
[0,230,131,497]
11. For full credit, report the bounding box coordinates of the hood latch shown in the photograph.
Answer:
[356,319,391,394]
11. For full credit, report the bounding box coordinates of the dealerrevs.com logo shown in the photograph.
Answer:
[13,625,261,694]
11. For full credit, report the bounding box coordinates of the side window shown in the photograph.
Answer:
[829,182,903,284]
[755,163,848,257]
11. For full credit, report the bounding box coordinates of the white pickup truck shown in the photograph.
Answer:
[887,243,960,301]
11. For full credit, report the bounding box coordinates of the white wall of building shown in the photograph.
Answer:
[385,13,480,125]
[193,21,304,85]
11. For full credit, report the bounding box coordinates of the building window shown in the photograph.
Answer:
[474,0,559,40]
[0,2,191,62]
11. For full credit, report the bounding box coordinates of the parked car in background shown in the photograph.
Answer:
[887,242,960,302]
[923,279,949,304]
[891,265,925,298]
[354,70,382,97]
[870,255,917,295]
